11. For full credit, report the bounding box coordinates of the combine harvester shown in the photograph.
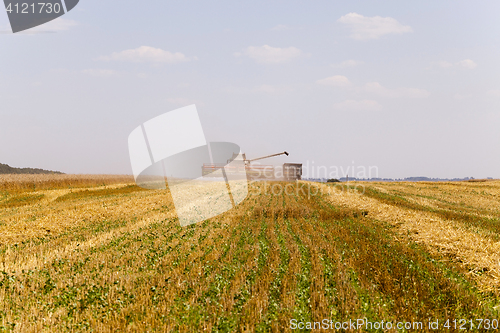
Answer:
[202,151,302,181]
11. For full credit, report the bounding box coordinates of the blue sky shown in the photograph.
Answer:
[1,0,499,178]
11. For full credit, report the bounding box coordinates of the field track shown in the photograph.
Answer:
[1,176,500,331]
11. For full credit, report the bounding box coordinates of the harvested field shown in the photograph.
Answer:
[0,176,500,331]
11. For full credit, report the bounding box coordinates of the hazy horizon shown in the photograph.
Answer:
[1,1,499,179]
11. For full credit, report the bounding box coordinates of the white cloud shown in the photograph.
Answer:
[221,86,248,94]
[317,75,352,87]
[331,59,364,68]
[437,61,453,68]
[81,69,117,77]
[43,18,78,31]
[486,89,500,97]
[222,84,292,95]
[364,82,430,98]
[338,13,413,40]
[256,85,277,93]
[17,18,77,33]
[401,87,431,98]
[453,94,468,100]
[333,99,382,111]
[271,24,290,31]
[316,78,429,98]
[271,24,303,31]
[363,82,393,97]
[99,46,196,63]
[167,98,199,106]
[434,59,477,69]
[255,84,292,94]
[235,45,304,64]
[457,59,477,69]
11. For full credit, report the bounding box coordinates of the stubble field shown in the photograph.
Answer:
[1,175,500,332]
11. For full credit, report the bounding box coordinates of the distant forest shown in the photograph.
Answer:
[308,176,494,182]
[0,163,63,175]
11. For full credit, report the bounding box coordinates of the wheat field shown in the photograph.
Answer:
[1,176,500,331]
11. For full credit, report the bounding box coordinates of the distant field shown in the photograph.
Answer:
[1,176,500,331]
[0,174,134,192]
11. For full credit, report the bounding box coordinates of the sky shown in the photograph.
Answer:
[1,0,499,179]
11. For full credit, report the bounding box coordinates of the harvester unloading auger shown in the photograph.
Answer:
[202,150,302,181]
[246,151,289,165]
